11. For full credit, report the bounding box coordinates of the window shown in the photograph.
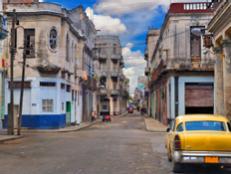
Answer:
[9,81,31,89]
[190,26,204,62]
[42,99,54,112]
[66,34,70,62]
[185,121,226,131]
[40,82,56,87]
[49,28,57,50]
[113,44,117,54]
[100,76,107,87]
[176,123,184,132]
[72,90,75,101]
[66,85,71,92]
[24,29,35,58]
[61,83,65,89]
[102,104,108,111]
[227,122,231,132]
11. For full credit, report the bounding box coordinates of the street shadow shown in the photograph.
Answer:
[178,165,231,174]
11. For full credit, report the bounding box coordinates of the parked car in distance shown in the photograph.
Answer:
[127,106,134,114]
[166,115,231,173]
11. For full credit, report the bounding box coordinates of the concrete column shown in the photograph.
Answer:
[214,47,225,115]
[223,40,231,119]
[109,97,114,116]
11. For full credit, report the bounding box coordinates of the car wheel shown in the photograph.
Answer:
[173,163,184,173]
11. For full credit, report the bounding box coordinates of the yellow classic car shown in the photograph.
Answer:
[166,115,231,173]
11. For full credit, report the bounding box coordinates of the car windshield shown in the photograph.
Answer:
[185,121,226,131]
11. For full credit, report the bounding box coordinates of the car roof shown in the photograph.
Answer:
[175,115,229,123]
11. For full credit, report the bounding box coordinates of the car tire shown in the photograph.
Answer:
[173,163,184,173]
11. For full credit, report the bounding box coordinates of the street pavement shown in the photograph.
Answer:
[0,113,230,174]
[144,117,167,132]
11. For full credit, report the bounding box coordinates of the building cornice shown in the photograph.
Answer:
[6,11,86,40]
[208,2,231,34]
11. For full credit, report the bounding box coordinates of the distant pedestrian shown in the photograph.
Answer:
[91,111,97,122]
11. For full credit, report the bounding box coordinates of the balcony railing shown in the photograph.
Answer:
[166,57,215,71]
[93,52,107,61]
[99,71,108,77]
[111,54,121,60]
[99,88,107,96]
[111,89,120,96]
[151,57,215,81]
[111,70,120,78]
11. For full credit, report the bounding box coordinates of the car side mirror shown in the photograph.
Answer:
[166,128,171,132]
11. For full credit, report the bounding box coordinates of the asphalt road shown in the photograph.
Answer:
[0,113,230,174]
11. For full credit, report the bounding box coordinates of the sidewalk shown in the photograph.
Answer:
[144,117,167,132]
[0,130,24,143]
[0,135,23,143]
[22,119,101,133]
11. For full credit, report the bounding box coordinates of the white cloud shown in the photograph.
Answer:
[123,43,146,67]
[122,43,146,95]
[86,7,127,35]
[95,0,170,16]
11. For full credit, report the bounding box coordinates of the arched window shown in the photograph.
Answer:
[66,34,69,62]
[49,28,57,50]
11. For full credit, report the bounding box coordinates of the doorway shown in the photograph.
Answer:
[66,101,71,125]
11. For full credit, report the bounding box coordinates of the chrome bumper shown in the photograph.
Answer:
[174,151,231,164]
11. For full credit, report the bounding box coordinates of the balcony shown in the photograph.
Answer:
[111,54,121,61]
[37,63,61,75]
[111,89,120,97]
[111,70,120,78]
[99,71,108,77]
[167,58,214,71]
[99,88,108,96]
[94,52,107,61]
[167,58,192,70]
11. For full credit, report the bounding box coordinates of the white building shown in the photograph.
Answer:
[3,1,96,129]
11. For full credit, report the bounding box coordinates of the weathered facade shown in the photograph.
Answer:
[149,2,215,125]
[208,0,231,120]
[0,0,8,129]
[94,35,128,116]
[144,29,160,116]
[3,1,96,129]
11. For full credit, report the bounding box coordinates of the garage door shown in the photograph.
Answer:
[185,83,214,107]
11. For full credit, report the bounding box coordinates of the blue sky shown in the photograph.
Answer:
[42,0,168,94]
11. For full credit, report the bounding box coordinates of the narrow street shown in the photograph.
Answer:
[0,114,230,174]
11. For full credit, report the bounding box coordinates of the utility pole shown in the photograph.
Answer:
[8,9,17,135]
[18,39,26,136]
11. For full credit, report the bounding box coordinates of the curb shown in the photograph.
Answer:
[144,118,167,133]
[58,120,101,133]
[21,119,101,134]
[115,112,128,118]
[0,135,24,144]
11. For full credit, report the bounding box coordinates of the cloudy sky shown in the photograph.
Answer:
[41,0,207,95]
